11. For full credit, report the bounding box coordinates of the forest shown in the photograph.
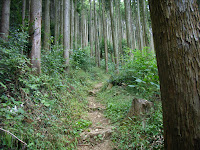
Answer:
[0,0,200,149]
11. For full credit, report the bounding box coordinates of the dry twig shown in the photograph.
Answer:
[0,127,27,147]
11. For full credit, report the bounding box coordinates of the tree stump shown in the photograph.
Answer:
[127,98,153,118]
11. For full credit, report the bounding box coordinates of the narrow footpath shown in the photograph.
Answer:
[77,83,114,150]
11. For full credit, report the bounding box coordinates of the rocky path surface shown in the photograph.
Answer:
[77,83,114,150]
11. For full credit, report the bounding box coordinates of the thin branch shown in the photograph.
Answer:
[0,128,27,146]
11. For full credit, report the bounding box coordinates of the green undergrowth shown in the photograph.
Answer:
[0,30,107,149]
[96,48,163,149]
[111,49,160,99]
[97,85,163,149]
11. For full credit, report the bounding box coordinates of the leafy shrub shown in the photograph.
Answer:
[42,44,65,75]
[71,47,95,71]
[110,49,160,99]
[0,30,93,149]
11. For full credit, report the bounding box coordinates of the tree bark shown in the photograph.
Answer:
[149,0,200,149]
[81,0,84,48]
[74,0,78,50]
[141,0,149,48]
[54,0,60,44]
[60,0,64,45]
[94,0,99,66]
[89,0,93,57]
[109,0,119,73]
[70,0,74,50]
[102,0,108,72]
[0,0,11,41]
[116,0,122,57]
[44,0,51,50]
[137,0,143,50]
[63,0,70,71]
[22,0,26,27]
[30,0,42,74]
[124,0,132,50]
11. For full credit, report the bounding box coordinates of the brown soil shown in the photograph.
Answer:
[77,83,114,150]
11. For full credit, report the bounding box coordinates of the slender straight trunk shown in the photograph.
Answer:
[0,0,11,41]
[130,1,136,51]
[97,0,101,66]
[84,15,87,47]
[60,0,64,45]
[137,0,143,50]
[131,4,137,51]
[124,0,132,51]
[28,0,31,24]
[63,0,70,71]
[150,28,154,52]
[55,0,61,44]
[109,0,119,73]
[54,0,58,44]
[132,0,138,49]
[116,0,122,57]
[149,0,200,149]
[102,0,108,72]
[70,0,74,50]
[74,0,78,50]
[22,0,26,27]
[94,0,98,66]
[44,0,51,50]
[50,0,55,34]
[141,0,148,47]
[81,0,84,48]
[89,0,93,56]
[85,15,89,47]
[30,0,42,74]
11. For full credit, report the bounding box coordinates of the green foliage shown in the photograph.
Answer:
[42,44,65,75]
[71,47,95,71]
[0,30,102,149]
[111,49,160,99]
[97,85,164,149]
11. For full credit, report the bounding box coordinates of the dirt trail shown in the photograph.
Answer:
[77,83,114,150]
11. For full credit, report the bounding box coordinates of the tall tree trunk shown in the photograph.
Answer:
[149,0,200,149]
[28,0,31,24]
[116,0,122,57]
[63,0,70,71]
[102,0,108,72]
[44,0,51,51]
[94,0,98,66]
[55,0,60,44]
[149,28,154,52]
[74,0,78,50]
[22,0,26,27]
[124,0,131,50]
[141,0,148,48]
[97,0,101,66]
[137,0,143,50]
[130,1,136,51]
[0,0,11,41]
[81,0,84,48]
[109,0,119,73]
[89,0,93,57]
[70,0,74,50]
[60,0,64,45]
[30,0,42,74]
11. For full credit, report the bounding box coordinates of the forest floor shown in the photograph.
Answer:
[77,82,114,150]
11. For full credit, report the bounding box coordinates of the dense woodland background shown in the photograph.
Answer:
[0,0,200,149]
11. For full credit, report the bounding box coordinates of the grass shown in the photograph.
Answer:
[0,66,108,150]
[96,83,164,149]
